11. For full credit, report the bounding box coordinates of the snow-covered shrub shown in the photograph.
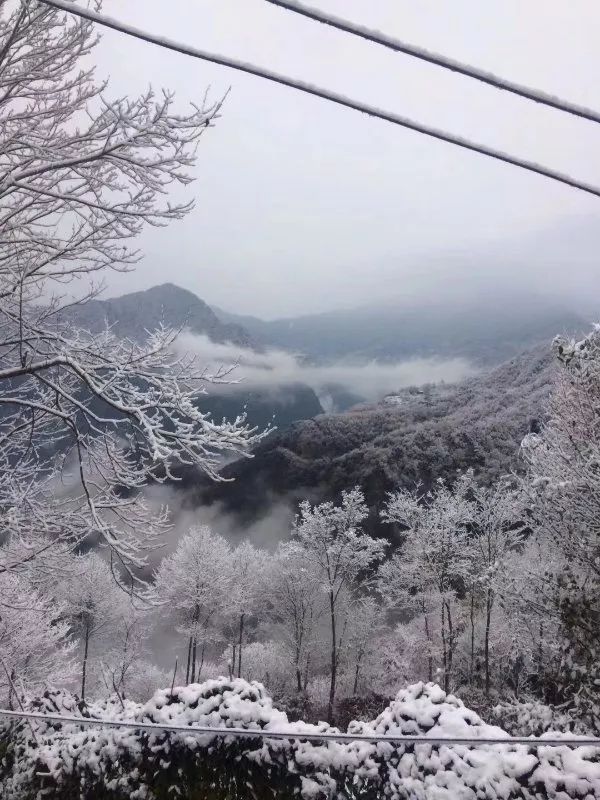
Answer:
[347,682,600,800]
[272,689,313,723]
[335,693,390,732]
[491,700,579,737]
[1,678,343,800]
[3,680,600,799]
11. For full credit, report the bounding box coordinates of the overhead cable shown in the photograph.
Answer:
[264,0,600,126]
[2,708,600,747]
[34,0,600,200]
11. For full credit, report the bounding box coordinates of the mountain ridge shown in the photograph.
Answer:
[70,283,255,348]
[212,294,586,366]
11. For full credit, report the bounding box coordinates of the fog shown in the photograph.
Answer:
[91,0,600,318]
[178,333,475,404]
[142,484,295,561]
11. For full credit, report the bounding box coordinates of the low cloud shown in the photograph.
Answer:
[140,484,296,571]
[177,333,476,406]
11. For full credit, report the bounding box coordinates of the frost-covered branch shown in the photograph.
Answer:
[0,2,268,581]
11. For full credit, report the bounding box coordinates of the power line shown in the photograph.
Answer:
[1,708,599,747]
[35,0,600,200]
[264,0,600,127]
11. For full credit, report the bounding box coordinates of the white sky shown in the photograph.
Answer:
[95,0,600,317]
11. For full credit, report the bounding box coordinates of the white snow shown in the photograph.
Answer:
[2,680,600,799]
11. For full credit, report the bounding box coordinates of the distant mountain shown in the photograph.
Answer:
[70,283,254,348]
[213,295,586,366]
[187,343,555,540]
[67,284,322,431]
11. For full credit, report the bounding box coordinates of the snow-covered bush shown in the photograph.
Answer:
[3,679,600,799]
[347,682,600,799]
[1,678,342,800]
[491,700,579,737]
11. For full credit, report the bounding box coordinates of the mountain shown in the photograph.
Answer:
[187,343,555,540]
[67,284,323,431]
[70,283,254,348]
[213,295,586,366]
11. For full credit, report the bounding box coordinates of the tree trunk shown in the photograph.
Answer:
[303,652,311,691]
[191,636,197,683]
[484,589,493,696]
[422,597,433,682]
[198,642,206,682]
[470,591,475,687]
[237,613,245,679]
[81,622,90,701]
[8,669,16,710]
[327,589,337,723]
[440,600,448,693]
[352,651,363,695]
[185,635,192,684]
[446,600,454,693]
[231,643,236,680]
[294,645,302,692]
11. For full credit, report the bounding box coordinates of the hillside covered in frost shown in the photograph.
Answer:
[192,344,553,534]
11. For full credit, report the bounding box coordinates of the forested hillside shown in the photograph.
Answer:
[192,344,553,534]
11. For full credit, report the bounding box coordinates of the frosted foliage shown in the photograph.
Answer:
[521,327,600,724]
[294,489,387,720]
[107,660,170,705]
[0,1,267,585]
[380,476,473,692]
[3,680,600,799]
[492,700,581,737]
[294,489,387,587]
[154,526,233,639]
[240,641,292,693]
[0,572,75,704]
[266,541,325,691]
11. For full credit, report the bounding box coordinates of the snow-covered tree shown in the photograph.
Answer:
[293,488,387,721]
[501,537,562,695]
[380,476,473,692]
[225,541,269,680]
[266,542,324,692]
[345,596,386,696]
[466,478,527,696]
[0,1,266,587]
[55,553,125,700]
[239,640,292,695]
[521,327,600,726]
[154,526,233,683]
[0,572,74,706]
[97,603,152,701]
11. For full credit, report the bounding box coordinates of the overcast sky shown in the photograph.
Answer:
[95,0,600,318]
